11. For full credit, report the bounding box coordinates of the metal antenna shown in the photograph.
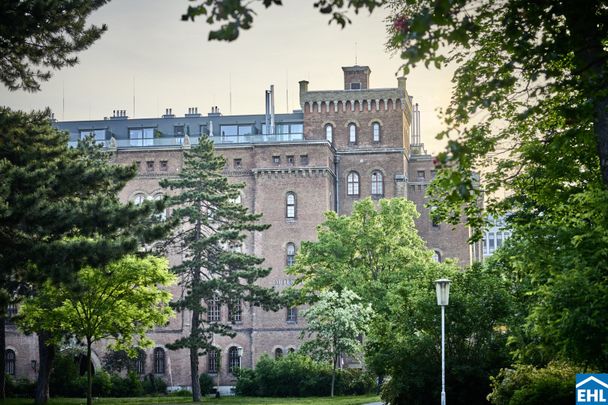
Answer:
[355,42,358,65]
[229,73,232,114]
[286,69,289,113]
[132,76,136,117]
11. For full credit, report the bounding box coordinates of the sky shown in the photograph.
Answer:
[0,0,455,154]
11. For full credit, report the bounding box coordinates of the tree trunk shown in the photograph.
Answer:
[0,315,5,400]
[594,96,608,187]
[86,338,93,405]
[190,308,202,402]
[331,353,337,397]
[35,332,55,405]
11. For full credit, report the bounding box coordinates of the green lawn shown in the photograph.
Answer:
[0,394,381,405]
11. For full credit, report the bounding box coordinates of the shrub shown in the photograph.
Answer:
[235,353,374,397]
[49,351,83,397]
[109,371,144,397]
[142,373,167,395]
[488,362,578,405]
[5,375,36,398]
[199,373,216,395]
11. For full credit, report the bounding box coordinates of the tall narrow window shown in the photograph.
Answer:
[286,243,296,266]
[208,348,219,373]
[5,349,15,376]
[371,171,384,196]
[372,122,381,142]
[207,295,221,322]
[153,193,166,220]
[133,193,146,205]
[286,192,296,219]
[347,172,360,196]
[228,347,241,373]
[229,299,242,323]
[153,348,165,374]
[135,349,145,374]
[275,348,283,359]
[348,123,357,143]
[325,124,333,143]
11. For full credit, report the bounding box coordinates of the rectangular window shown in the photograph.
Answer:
[300,155,309,165]
[229,300,242,323]
[174,125,185,136]
[129,128,154,146]
[286,155,295,166]
[79,129,106,144]
[234,158,242,168]
[208,349,219,373]
[220,125,238,142]
[146,161,154,171]
[286,307,298,323]
[350,83,361,90]
[272,155,281,165]
[160,161,168,171]
[207,296,221,322]
[417,170,426,179]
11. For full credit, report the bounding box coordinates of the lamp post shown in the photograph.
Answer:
[435,278,451,405]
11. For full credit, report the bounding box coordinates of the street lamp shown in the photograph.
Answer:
[435,278,451,405]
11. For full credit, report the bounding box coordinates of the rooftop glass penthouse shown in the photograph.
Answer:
[56,107,305,149]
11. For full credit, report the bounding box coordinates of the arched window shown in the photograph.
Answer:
[288,347,295,354]
[286,192,296,219]
[348,123,357,144]
[153,193,166,220]
[208,348,219,373]
[133,193,146,205]
[135,349,146,374]
[371,171,384,196]
[228,347,241,373]
[347,172,360,196]
[372,122,381,142]
[153,348,165,374]
[275,348,283,359]
[325,124,333,143]
[5,349,15,376]
[286,243,296,266]
[432,250,441,263]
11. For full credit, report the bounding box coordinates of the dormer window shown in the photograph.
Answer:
[350,83,361,90]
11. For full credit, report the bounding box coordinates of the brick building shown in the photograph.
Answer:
[5,65,479,390]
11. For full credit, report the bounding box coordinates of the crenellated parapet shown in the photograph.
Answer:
[299,76,412,116]
[253,167,333,179]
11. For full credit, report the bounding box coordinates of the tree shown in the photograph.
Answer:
[300,289,373,397]
[18,255,175,405]
[0,108,169,404]
[291,197,432,313]
[369,263,513,405]
[160,135,280,402]
[0,0,109,92]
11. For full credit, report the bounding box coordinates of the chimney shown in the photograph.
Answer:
[185,107,201,117]
[299,80,309,95]
[110,109,128,120]
[397,76,407,92]
[162,108,175,118]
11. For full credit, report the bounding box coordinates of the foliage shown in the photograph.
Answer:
[142,374,167,395]
[4,376,36,398]
[300,289,373,396]
[235,354,374,397]
[291,197,431,313]
[0,1,109,91]
[487,188,608,369]
[108,372,143,398]
[368,263,513,405]
[487,362,579,405]
[103,350,146,375]
[160,135,280,401]
[199,373,215,396]
[18,255,174,405]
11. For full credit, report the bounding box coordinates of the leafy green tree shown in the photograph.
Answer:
[0,0,110,92]
[291,197,432,313]
[371,263,513,405]
[18,255,175,405]
[0,108,169,404]
[160,135,280,402]
[300,289,373,397]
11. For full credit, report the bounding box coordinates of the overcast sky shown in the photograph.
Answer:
[0,0,455,154]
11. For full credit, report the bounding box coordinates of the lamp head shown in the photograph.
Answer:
[434,278,451,306]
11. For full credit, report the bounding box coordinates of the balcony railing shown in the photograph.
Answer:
[68,133,305,149]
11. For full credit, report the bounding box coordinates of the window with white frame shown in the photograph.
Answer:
[133,193,146,205]
[228,347,241,373]
[286,307,298,323]
[347,172,360,196]
[286,192,296,219]
[286,243,296,267]
[208,348,219,373]
[207,295,221,322]
[372,122,381,142]
[348,123,357,143]
[129,128,154,146]
[371,171,384,196]
[325,124,333,143]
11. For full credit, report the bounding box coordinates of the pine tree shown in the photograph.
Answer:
[160,136,279,402]
[0,108,170,403]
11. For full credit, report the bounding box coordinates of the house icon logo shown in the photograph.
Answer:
[577,374,608,404]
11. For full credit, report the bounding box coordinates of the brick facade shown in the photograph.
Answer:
[6,65,477,389]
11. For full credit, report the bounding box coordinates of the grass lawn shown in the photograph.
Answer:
[0,394,381,405]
